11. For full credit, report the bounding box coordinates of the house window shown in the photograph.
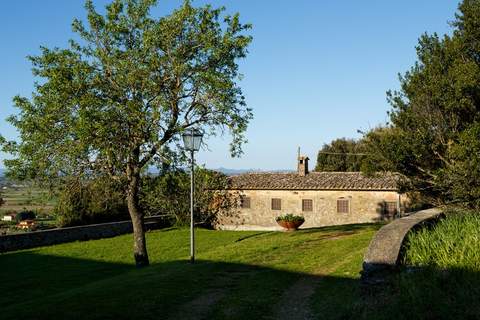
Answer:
[337,198,349,214]
[302,199,313,212]
[384,201,397,218]
[271,198,281,210]
[241,196,251,209]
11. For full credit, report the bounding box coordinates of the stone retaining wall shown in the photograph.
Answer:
[361,207,444,284]
[0,216,166,253]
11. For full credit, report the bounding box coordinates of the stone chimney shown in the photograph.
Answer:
[298,155,309,176]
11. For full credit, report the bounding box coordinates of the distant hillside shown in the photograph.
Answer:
[0,167,293,178]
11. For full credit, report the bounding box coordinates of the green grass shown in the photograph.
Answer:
[0,224,380,320]
[358,208,480,320]
[3,217,479,320]
[403,209,480,269]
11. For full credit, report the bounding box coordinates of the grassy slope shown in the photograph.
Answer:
[0,224,380,320]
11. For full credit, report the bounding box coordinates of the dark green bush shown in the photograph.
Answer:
[140,168,238,227]
[16,210,36,222]
[55,177,129,227]
[54,168,238,228]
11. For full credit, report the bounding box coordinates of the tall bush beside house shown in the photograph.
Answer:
[140,168,239,228]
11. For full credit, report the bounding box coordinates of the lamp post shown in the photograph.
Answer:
[182,128,204,263]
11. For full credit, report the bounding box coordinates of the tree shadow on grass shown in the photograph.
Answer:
[0,251,134,309]
[1,251,479,320]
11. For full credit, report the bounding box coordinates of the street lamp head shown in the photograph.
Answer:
[182,128,204,152]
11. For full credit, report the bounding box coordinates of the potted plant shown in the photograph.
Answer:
[275,214,305,231]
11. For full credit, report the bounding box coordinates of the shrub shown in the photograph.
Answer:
[16,210,36,222]
[55,177,129,227]
[275,214,305,223]
[54,168,238,228]
[140,168,239,228]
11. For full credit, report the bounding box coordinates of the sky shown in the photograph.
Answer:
[0,0,460,171]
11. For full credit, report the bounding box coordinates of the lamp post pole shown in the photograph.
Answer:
[190,149,195,263]
[182,128,203,264]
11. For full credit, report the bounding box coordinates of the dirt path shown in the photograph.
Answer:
[272,232,363,320]
[273,276,320,320]
[167,270,253,320]
[168,289,227,320]
[169,231,364,320]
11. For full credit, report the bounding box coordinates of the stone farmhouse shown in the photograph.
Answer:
[217,156,408,230]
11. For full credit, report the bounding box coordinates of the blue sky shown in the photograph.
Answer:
[0,0,459,170]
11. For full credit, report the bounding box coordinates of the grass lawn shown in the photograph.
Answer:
[0,224,380,320]
[4,218,478,320]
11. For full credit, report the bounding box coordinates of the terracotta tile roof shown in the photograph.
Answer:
[228,172,399,191]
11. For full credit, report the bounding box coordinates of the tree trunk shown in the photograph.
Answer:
[126,169,149,267]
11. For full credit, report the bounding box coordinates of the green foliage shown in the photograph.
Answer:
[16,210,36,222]
[403,208,480,269]
[275,213,305,223]
[443,122,480,208]
[363,1,480,208]
[3,0,253,182]
[55,177,129,227]
[53,168,237,228]
[1,0,252,263]
[140,167,239,227]
[0,192,4,207]
[315,138,366,172]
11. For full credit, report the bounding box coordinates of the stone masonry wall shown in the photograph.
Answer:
[0,216,165,253]
[218,190,406,231]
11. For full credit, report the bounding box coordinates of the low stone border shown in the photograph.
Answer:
[0,216,166,253]
[361,208,444,284]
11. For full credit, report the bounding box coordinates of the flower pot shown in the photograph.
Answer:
[276,219,304,231]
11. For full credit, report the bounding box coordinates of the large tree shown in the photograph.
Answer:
[363,0,480,207]
[314,138,366,172]
[4,0,252,266]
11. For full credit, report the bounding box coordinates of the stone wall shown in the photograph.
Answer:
[361,207,444,285]
[0,216,165,253]
[217,189,407,230]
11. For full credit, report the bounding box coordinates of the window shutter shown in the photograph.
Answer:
[302,199,313,212]
[337,199,349,214]
[271,198,281,210]
[241,196,251,209]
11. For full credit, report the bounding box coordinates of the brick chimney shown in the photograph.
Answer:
[298,155,309,176]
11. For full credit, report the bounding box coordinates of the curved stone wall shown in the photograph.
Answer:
[361,208,444,284]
